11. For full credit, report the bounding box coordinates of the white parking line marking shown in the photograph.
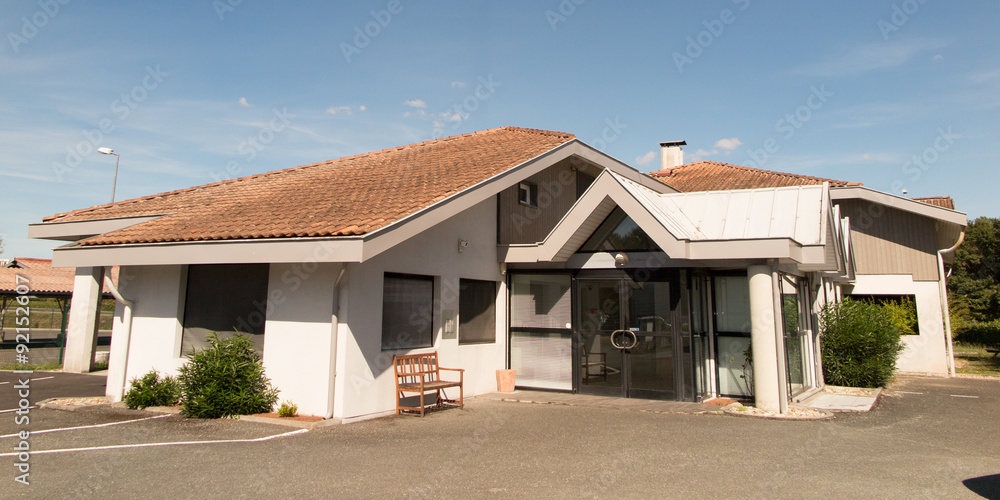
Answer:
[950,395,979,399]
[30,376,54,382]
[0,381,9,385]
[897,391,923,395]
[0,428,309,457]
[0,414,171,439]
[0,407,35,414]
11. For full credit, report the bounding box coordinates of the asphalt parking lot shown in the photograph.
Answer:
[1,375,998,499]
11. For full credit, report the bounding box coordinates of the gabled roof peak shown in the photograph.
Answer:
[649,160,860,192]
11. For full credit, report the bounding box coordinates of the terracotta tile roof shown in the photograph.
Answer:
[911,196,956,210]
[42,127,575,246]
[648,161,861,192]
[0,258,118,295]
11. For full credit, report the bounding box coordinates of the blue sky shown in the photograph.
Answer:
[1,1,997,258]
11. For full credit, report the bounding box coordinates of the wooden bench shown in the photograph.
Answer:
[393,352,464,417]
[987,347,999,358]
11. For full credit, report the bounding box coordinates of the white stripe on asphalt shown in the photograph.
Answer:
[0,407,35,414]
[0,428,309,457]
[30,376,54,381]
[897,391,923,395]
[950,394,979,399]
[0,414,171,439]
[0,381,9,385]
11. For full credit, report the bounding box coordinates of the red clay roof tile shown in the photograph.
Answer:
[911,196,956,210]
[0,258,118,294]
[42,127,575,246]
[648,161,861,192]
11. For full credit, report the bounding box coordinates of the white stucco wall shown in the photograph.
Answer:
[106,265,187,401]
[848,274,948,375]
[261,262,342,418]
[105,198,504,419]
[334,198,506,420]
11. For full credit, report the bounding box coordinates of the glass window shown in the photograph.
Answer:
[459,279,496,345]
[518,182,537,207]
[579,207,660,252]
[181,264,270,354]
[381,273,434,350]
[509,274,573,390]
[713,275,751,333]
[510,274,572,329]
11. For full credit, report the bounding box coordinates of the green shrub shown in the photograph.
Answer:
[820,298,905,388]
[882,297,918,336]
[954,320,1000,346]
[124,370,181,409]
[277,400,298,418]
[177,332,279,419]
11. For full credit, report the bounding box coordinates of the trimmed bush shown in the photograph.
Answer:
[277,400,298,418]
[954,320,1000,346]
[124,370,181,409]
[177,332,279,419]
[820,298,905,388]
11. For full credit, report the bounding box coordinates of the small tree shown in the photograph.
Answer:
[124,370,181,409]
[820,298,905,388]
[177,332,278,418]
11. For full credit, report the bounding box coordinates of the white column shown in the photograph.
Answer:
[63,267,105,373]
[748,264,781,412]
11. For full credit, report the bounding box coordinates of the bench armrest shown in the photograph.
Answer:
[439,367,464,383]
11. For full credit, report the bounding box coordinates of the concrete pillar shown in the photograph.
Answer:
[748,264,781,412]
[63,267,105,373]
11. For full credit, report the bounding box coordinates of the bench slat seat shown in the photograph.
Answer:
[393,352,464,417]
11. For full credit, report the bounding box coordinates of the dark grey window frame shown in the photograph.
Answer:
[181,263,270,354]
[381,272,435,351]
[459,278,497,345]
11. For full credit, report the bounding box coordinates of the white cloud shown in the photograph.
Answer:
[792,37,953,77]
[404,99,427,108]
[326,106,352,115]
[359,105,366,111]
[238,97,251,107]
[688,149,716,162]
[440,111,463,122]
[932,54,944,61]
[713,137,742,151]
[635,151,656,166]
[451,81,466,88]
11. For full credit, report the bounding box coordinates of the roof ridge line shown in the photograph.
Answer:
[44,126,575,222]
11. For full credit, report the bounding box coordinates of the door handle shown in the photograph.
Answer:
[610,330,639,350]
[623,330,638,350]
[610,330,626,349]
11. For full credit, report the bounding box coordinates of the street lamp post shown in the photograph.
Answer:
[97,147,120,203]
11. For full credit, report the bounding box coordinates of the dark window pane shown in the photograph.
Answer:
[382,273,434,350]
[579,207,660,252]
[181,264,269,354]
[459,279,496,345]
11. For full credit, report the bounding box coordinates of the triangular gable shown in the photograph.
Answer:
[531,171,848,270]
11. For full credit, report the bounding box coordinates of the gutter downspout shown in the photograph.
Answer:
[326,265,347,419]
[103,269,135,402]
[937,232,965,377]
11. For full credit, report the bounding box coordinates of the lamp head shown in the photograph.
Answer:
[97,147,115,155]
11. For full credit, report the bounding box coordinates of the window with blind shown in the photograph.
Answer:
[381,273,434,350]
[509,274,573,390]
[459,279,497,345]
[181,264,270,354]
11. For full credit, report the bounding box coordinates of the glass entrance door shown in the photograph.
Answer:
[577,274,683,400]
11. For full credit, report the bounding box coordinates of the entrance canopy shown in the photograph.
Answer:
[502,170,852,277]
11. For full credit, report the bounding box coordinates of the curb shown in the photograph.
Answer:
[721,403,836,420]
[38,397,110,412]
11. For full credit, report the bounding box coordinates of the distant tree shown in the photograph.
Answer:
[948,217,1000,323]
